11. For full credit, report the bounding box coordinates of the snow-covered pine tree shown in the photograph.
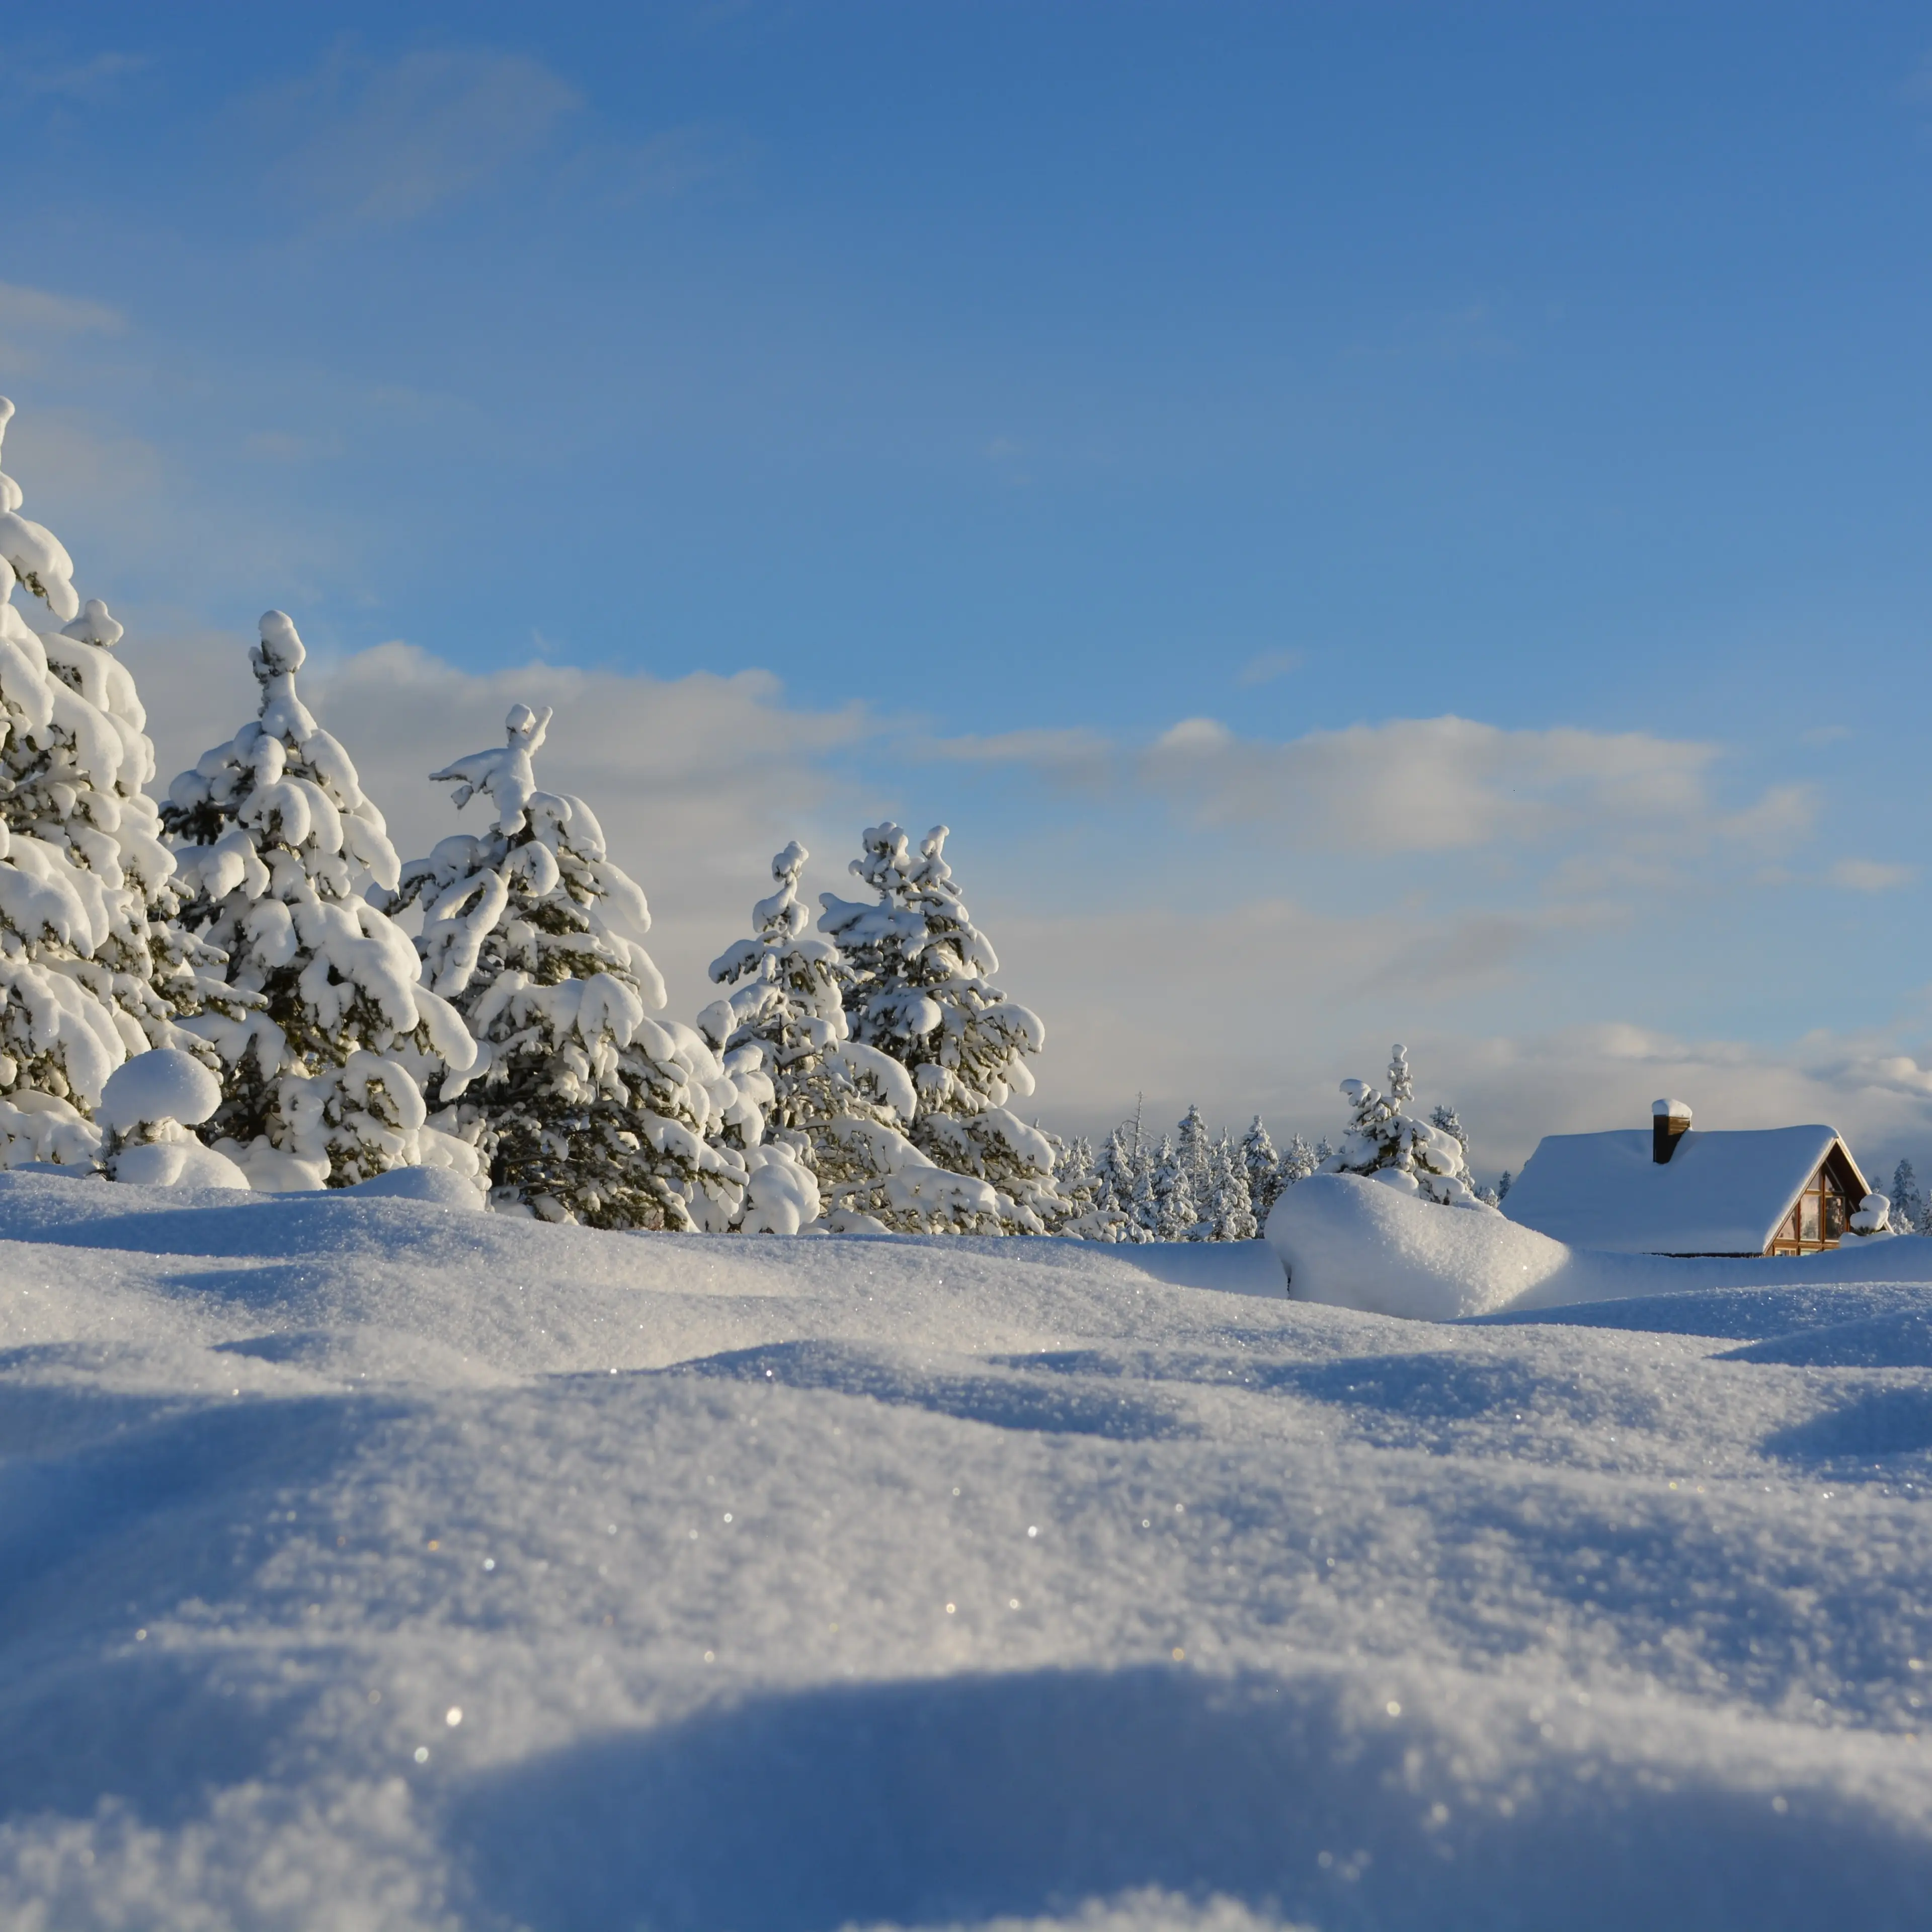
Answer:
[1429,1103,1470,1159]
[818,822,1070,1233]
[162,612,479,1190]
[1239,1115,1280,1222]
[1094,1121,1152,1241]
[1044,1133,1124,1239]
[1174,1103,1213,1214]
[0,397,232,1167]
[1321,1043,1491,1209]
[1150,1133,1196,1239]
[1202,1132,1258,1240]
[1496,1168,1513,1203]
[392,702,752,1228]
[1891,1159,1922,1235]
[1270,1131,1320,1205]
[701,839,1001,1233]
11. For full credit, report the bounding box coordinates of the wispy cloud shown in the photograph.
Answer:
[1150,714,1719,850]
[17,51,150,103]
[923,725,1113,787]
[920,710,1822,881]
[0,281,126,340]
[256,45,581,228]
[1236,648,1304,687]
[589,124,755,205]
[1828,857,1915,893]
[242,430,347,464]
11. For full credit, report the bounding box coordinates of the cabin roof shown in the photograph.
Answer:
[1502,1125,1866,1254]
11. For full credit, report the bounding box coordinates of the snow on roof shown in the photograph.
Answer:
[1502,1125,1858,1254]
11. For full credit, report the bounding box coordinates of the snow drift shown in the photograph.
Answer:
[2,1172,1930,1928]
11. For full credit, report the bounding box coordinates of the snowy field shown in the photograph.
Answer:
[3,1171,1931,1930]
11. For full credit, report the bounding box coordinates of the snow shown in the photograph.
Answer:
[95,1048,222,1134]
[1503,1124,1854,1254]
[4,1176,1930,1928]
[1269,1170,1927,1322]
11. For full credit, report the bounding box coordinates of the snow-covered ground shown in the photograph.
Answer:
[2,1171,1929,1930]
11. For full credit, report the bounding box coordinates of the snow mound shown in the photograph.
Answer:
[342,1164,486,1210]
[96,1048,222,1134]
[1268,1172,1572,1317]
[109,1139,250,1190]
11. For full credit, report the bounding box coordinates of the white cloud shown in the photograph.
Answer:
[1236,648,1305,687]
[936,711,1818,880]
[0,282,126,340]
[257,47,581,227]
[1139,714,1727,850]
[924,725,1113,788]
[1828,857,1915,893]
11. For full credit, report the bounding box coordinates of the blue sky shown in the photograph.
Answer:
[8,3,1932,1172]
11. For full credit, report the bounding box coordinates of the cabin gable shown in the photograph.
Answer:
[1763,1143,1869,1256]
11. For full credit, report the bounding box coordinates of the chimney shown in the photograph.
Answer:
[1652,1098,1691,1164]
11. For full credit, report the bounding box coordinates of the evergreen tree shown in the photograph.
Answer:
[1095,1120,1152,1242]
[1497,1168,1513,1203]
[392,702,750,1227]
[1239,1115,1280,1222]
[1202,1132,1259,1240]
[162,612,479,1189]
[1270,1131,1321,1204]
[1429,1103,1470,1158]
[819,822,1072,1232]
[1150,1133,1196,1240]
[1321,1043,1491,1209]
[702,840,999,1233]
[1174,1102,1214,1211]
[1891,1159,1922,1235]
[0,397,231,1166]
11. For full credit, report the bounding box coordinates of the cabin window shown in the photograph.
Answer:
[1768,1165,1854,1255]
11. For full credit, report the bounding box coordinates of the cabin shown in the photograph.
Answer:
[1502,1099,1872,1257]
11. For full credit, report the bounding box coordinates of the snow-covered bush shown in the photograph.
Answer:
[162,613,478,1190]
[0,399,229,1157]
[701,840,990,1233]
[1850,1191,1894,1237]
[819,823,1073,1233]
[98,1047,249,1188]
[393,703,748,1228]
[1320,1044,1493,1210]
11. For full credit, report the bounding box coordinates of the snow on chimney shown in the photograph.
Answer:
[1652,1098,1692,1164]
